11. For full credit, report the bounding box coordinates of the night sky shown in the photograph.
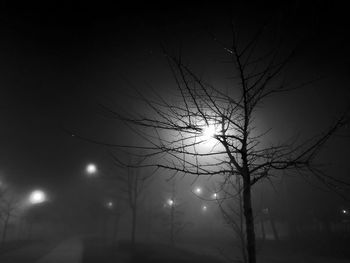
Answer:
[0,1,349,202]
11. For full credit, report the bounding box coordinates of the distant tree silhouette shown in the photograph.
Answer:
[0,187,19,245]
[112,155,153,248]
[162,178,189,245]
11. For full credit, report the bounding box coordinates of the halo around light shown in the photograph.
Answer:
[202,125,216,140]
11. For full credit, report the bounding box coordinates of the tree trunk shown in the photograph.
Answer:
[112,215,120,244]
[170,204,174,245]
[237,177,248,263]
[242,175,256,263]
[131,206,136,247]
[269,215,280,241]
[1,215,9,245]
[261,220,266,241]
[101,215,108,237]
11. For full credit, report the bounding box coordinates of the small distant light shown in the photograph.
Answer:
[86,163,97,175]
[107,201,113,208]
[342,209,348,214]
[195,187,202,195]
[202,205,207,211]
[212,193,218,199]
[167,199,174,206]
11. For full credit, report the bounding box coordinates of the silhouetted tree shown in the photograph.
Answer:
[0,188,19,245]
[162,178,189,245]
[112,156,152,248]
[85,24,348,263]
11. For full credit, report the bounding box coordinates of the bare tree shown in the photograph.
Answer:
[109,199,126,244]
[94,175,128,243]
[0,188,19,245]
[162,178,189,246]
[112,156,152,248]
[82,24,349,263]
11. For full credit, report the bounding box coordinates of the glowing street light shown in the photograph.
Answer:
[202,124,216,140]
[29,190,47,204]
[86,163,97,175]
[212,193,218,199]
[342,209,348,214]
[200,122,221,149]
[106,201,113,209]
[194,187,202,195]
[202,205,207,211]
[167,199,174,206]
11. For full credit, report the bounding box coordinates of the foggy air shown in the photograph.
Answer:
[0,2,349,263]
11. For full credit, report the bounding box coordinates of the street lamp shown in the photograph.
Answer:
[202,125,216,140]
[167,199,174,206]
[25,189,47,240]
[29,190,47,205]
[86,163,97,176]
[194,187,202,195]
[106,201,113,209]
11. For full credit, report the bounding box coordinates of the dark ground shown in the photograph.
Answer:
[0,235,350,263]
[0,239,58,263]
[82,237,224,263]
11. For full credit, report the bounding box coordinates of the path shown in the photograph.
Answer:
[0,240,56,263]
[36,237,83,263]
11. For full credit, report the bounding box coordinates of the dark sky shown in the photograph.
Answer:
[0,1,349,200]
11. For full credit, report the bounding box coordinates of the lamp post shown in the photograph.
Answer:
[165,198,176,245]
[84,163,118,238]
[26,189,47,240]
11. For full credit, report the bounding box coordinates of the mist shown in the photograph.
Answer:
[1,2,350,263]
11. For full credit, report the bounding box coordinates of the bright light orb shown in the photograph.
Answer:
[202,205,207,211]
[29,190,46,204]
[202,125,216,140]
[107,201,113,208]
[195,187,202,195]
[167,199,174,206]
[212,193,218,199]
[342,209,348,214]
[86,163,97,175]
